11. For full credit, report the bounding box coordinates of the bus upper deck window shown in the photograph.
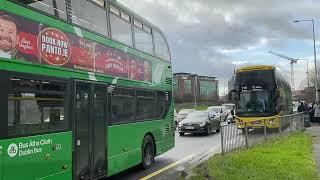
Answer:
[153,30,170,61]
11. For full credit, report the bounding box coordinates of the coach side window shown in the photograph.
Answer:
[109,5,133,47]
[69,0,108,35]
[7,77,68,137]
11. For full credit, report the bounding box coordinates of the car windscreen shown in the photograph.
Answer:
[207,107,221,113]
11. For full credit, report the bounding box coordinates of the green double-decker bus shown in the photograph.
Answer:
[0,0,174,179]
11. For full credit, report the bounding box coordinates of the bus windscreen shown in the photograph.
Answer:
[236,70,275,91]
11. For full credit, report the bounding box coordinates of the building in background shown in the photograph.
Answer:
[173,73,219,105]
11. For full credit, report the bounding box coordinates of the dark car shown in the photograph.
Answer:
[178,111,220,136]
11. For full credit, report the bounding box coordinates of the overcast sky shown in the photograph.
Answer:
[120,0,320,95]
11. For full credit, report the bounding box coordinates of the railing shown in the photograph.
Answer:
[220,113,305,155]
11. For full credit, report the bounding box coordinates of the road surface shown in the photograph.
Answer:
[108,129,222,180]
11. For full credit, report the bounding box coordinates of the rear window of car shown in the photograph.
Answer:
[178,109,194,115]
[187,112,207,118]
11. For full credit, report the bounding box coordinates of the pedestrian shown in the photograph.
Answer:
[310,102,315,123]
[313,101,320,124]
[297,102,305,112]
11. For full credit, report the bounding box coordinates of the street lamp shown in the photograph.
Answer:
[293,19,318,102]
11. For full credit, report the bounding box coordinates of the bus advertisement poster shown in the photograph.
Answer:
[0,10,152,82]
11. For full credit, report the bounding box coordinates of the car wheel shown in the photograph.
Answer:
[141,135,155,169]
[206,125,211,135]
[174,121,178,130]
[241,128,246,134]
[216,127,220,132]
[179,132,185,136]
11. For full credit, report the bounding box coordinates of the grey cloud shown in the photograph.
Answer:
[120,0,320,82]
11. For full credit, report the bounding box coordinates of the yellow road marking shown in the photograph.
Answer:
[139,154,195,180]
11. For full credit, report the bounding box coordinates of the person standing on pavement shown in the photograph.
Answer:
[313,101,320,124]
[298,102,305,112]
[310,102,315,123]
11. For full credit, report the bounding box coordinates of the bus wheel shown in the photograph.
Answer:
[142,135,155,169]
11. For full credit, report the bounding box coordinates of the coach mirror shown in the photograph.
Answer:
[228,90,237,102]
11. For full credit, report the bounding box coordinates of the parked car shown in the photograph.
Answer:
[175,109,195,128]
[221,103,236,121]
[178,111,220,136]
[207,106,223,120]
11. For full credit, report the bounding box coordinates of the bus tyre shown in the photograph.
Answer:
[142,135,155,169]
[179,132,185,136]
[216,127,220,133]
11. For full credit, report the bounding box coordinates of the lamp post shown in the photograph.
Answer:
[293,19,318,102]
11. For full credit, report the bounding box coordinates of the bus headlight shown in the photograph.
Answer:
[269,119,274,124]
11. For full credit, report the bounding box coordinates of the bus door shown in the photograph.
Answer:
[74,82,107,179]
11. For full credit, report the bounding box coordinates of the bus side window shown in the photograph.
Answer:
[7,77,68,137]
[27,0,55,16]
[69,0,108,36]
[21,0,66,20]
[55,0,67,20]
[111,88,136,124]
[109,5,133,47]
[133,19,153,54]
[153,30,170,61]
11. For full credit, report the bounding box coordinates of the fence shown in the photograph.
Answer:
[220,113,305,155]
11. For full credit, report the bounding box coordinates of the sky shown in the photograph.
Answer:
[120,0,320,95]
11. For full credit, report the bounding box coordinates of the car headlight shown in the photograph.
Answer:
[200,122,206,126]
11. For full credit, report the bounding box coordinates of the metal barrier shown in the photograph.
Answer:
[221,113,305,155]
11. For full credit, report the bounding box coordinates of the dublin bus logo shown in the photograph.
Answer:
[7,143,18,157]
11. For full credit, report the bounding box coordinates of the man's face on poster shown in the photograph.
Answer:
[144,61,151,82]
[0,18,17,52]
[130,59,137,70]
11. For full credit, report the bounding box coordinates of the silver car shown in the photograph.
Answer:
[178,111,220,136]
[207,106,223,119]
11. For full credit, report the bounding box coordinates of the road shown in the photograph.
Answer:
[108,129,223,180]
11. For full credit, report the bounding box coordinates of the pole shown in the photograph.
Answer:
[194,75,197,109]
[312,19,319,102]
[307,59,310,87]
[221,126,224,155]
[291,62,294,90]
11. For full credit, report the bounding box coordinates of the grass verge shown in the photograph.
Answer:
[191,132,317,180]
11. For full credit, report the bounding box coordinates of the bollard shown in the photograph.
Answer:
[264,119,267,142]
[279,117,282,134]
[289,116,292,132]
[245,123,249,148]
[221,125,224,155]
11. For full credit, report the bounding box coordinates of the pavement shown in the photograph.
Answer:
[306,123,320,176]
